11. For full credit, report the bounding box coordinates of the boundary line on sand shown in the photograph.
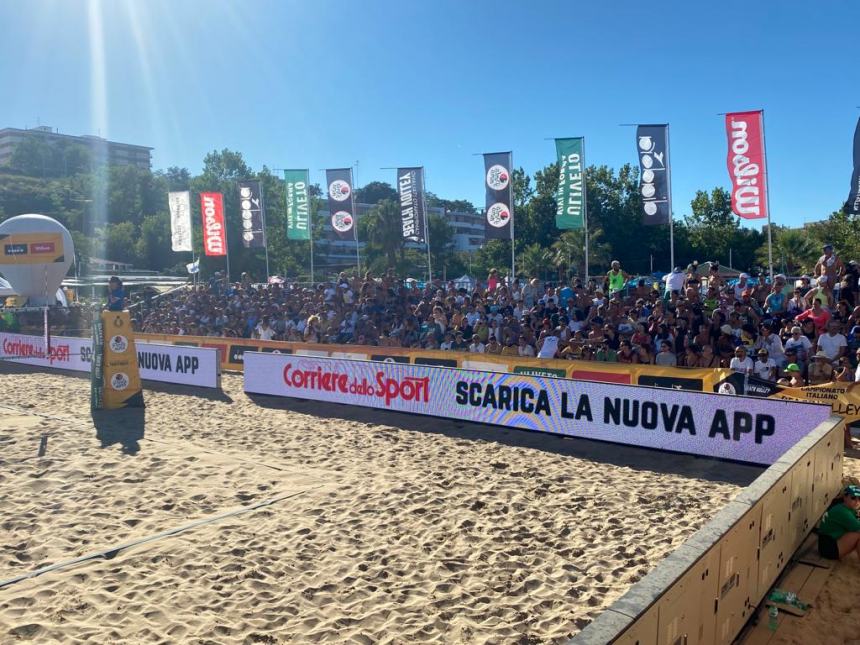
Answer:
[0,486,321,591]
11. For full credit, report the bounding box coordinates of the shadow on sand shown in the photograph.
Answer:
[92,407,146,455]
[245,393,765,487]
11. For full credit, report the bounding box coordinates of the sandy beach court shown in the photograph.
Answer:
[0,365,761,643]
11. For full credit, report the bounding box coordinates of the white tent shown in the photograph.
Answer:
[453,275,476,291]
[0,277,15,297]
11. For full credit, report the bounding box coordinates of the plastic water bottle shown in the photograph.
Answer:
[768,605,778,631]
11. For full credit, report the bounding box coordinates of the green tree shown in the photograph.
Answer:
[356,181,397,205]
[685,188,739,264]
[427,212,454,279]
[517,243,551,281]
[103,222,137,264]
[755,227,818,275]
[361,198,404,268]
[550,228,612,280]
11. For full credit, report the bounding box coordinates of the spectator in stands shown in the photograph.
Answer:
[796,299,831,335]
[753,349,777,381]
[814,244,844,301]
[655,340,676,366]
[606,261,630,298]
[663,267,686,296]
[778,363,804,387]
[808,351,834,385]
[816,321,847,363]
[729,346,753,375]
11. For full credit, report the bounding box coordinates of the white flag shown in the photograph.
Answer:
[186,259,199,274]
[168,191,193,252]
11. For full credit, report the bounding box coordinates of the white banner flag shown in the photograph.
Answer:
[168,191,193,252]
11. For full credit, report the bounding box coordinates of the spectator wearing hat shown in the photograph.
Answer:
[730,346,753,375]
[816,484,860,561]
[663,267,686,296]
[753,349,777,381]
[777,362,804,387]
[733,273,751,301]
[808,351,834,385]
[606,261,630,298]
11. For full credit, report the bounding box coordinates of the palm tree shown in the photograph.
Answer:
[517,243,552,281]
[549,228,612,280]
[756,228,818,275]
[363,199,404,269]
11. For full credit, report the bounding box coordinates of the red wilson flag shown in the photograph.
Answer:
[725,111,768,219]
[199,192,227,256]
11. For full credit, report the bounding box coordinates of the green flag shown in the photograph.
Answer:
[555,138,586,229]
[284,169,310,240]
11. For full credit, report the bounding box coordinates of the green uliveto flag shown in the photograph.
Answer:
[284,169,310,240]
[555,138,585,229]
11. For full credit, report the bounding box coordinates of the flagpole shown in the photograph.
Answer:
[422,166,432,282]
[582,137,590,282]
[759,110,774,280]
[666,124,675,272]
[308,170,315,284]
[261,182,270,281]
[351,165,361,275]
[225,232,231,286]
[509,151,515,284]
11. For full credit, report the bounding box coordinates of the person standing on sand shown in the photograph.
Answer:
[817,485,860,560]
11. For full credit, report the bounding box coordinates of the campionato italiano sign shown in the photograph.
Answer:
[244,353,832,466]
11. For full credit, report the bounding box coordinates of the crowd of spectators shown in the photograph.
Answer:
[135,244,860,386]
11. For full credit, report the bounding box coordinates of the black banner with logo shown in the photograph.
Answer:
[848,118,860,214]
[397,167,426,243]
[636,125,671,225]
[483,152,513,239]
[238,180,267,248]
[325,168,356,240]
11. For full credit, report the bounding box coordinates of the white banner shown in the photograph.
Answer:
[0,333,220,389]
[136,341,220,388]
[168,191,193,252]
[243,353,832,465]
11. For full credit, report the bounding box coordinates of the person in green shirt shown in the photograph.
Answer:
[606,261,630,298]
[817,484,860,560]
[594,342,617,362]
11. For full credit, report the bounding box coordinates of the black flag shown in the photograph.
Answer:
[325,168,357,240]
[397,167,426,243]
[483,152,513,239]
[848,118,860,214]
[238,180,267,248]
[636,125,671,225]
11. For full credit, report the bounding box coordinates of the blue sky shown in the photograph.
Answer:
[1,0,858,227]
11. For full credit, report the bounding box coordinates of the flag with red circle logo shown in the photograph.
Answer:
[325,168,357,240]
[483,152,513,239]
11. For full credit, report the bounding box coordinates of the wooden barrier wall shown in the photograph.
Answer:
[572,416,845,645]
